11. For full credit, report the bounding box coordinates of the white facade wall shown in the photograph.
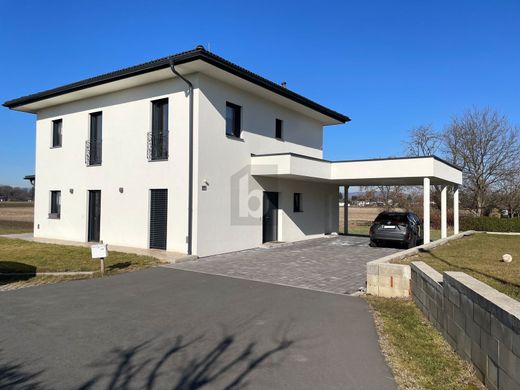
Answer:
[34,77,194,254]
[195,75,338,257]
[32,72,338,257]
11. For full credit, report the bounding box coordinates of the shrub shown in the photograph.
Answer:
[415,209,454,230]
[460,216,520,232]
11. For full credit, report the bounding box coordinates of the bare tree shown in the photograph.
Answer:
[376,185,404,210]
[403,124,443,210]
[403,124,441,157]
[496,171,520,217]
[444,108,520,216]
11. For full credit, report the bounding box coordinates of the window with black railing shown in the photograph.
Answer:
[85,139,102,166]
[148,98,169,161]
[86,112,102,166]
[147,130,169,161]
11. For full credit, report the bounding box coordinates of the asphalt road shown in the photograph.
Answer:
[0,268,396,389]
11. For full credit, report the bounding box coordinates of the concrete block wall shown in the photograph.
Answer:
[411,262,520,390]
[367,231,475,298]
[367,261,411,298]
[410,261,444,330]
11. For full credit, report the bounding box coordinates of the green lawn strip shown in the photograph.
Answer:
[394,234,520,300]
[366,296,483,390]
[0,219,33,235]
[0,202,33,208]
[0,273,89,288]
[339,225,448,241]
[0,237,160,274]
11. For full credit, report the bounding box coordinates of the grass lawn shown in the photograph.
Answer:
[0,219,33,235]
[0,237,161,287]
[338,224,450,241]
[367,297,483,390]
[394,234,520,300]
[0,201,34,234]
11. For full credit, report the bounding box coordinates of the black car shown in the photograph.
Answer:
[369,211,423,248]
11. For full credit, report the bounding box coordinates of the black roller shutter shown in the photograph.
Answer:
[150,189,168,250]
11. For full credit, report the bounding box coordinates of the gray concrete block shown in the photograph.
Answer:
[498,368,520,390]
[487,357,498,390]
[474,303,491,333]
[460,293,474,319]
[481,329,499,363]
[498,342,520,383]
[457,331,472,360]
[445,299,454,320]
[511,332,520,358]
[447,283,461,307]
[466,317,481,345]
[447,316,461,341]
[471,340,487,375]
[491,315,513,351]
[445,332,457,350]
[454,306,466,329]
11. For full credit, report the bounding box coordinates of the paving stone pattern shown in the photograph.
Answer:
[170,236,401,294]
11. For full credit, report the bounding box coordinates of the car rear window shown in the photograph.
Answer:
[375,213,408,224]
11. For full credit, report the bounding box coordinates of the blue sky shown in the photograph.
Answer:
[1,0,519,187]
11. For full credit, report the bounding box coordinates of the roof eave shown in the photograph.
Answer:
[3,48,350,123]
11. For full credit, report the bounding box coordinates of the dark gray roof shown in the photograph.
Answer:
[3,46,349,123]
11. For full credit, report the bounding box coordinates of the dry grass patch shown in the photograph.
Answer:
[0,220,33,235]
[0,237,161,289]
[394,234,520,300]
[0,202,34,234]
[367,296,483,390]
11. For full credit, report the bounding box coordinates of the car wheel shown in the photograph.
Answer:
[407,236,417,249]
[369,240,378,247]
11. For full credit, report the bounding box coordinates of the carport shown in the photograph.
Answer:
[251,153,463,244]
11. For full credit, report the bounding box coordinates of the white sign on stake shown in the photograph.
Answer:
[91,244,108,259]
[91,243,108,274]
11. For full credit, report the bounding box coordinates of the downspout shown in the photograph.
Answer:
[169,57,194,255]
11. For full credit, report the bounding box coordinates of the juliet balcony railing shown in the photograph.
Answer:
[85,140,102,166]
[147,131,169,161]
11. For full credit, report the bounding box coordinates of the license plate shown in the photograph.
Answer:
[383,225,396,229]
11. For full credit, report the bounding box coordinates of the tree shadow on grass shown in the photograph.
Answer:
[0,261,36,286]
[418,248,520,289]
[107,262,132,271]
[79,321,296,390]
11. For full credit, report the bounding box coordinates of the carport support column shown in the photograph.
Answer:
[343,185,349,235]
[423,178,431,244]
[441,185,447,239]
[453,185,459,235]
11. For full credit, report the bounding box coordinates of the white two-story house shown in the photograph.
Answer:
[4,46,462,257]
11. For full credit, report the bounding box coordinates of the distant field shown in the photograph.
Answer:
[0,202,34,234]
[339,207,384,235]
[339,206,451,240]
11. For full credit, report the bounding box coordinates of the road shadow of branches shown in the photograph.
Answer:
[0,350,44,390]
[79,320,296,390]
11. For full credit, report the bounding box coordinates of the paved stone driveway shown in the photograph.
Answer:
[169,236,401,294]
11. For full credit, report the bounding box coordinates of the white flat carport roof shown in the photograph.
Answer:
[250,153,462,186]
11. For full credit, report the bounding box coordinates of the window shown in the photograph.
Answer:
[293,193,303,212]
[87,112,102,165]
[52,119,62,147]
[275,118,283,139]
[149,98,169,160]
[49,191,61,218]
[226,102,241,138]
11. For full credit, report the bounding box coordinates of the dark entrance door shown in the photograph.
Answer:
[262,191,278,243]
[88,190,101,242]
[150,189,168,250]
